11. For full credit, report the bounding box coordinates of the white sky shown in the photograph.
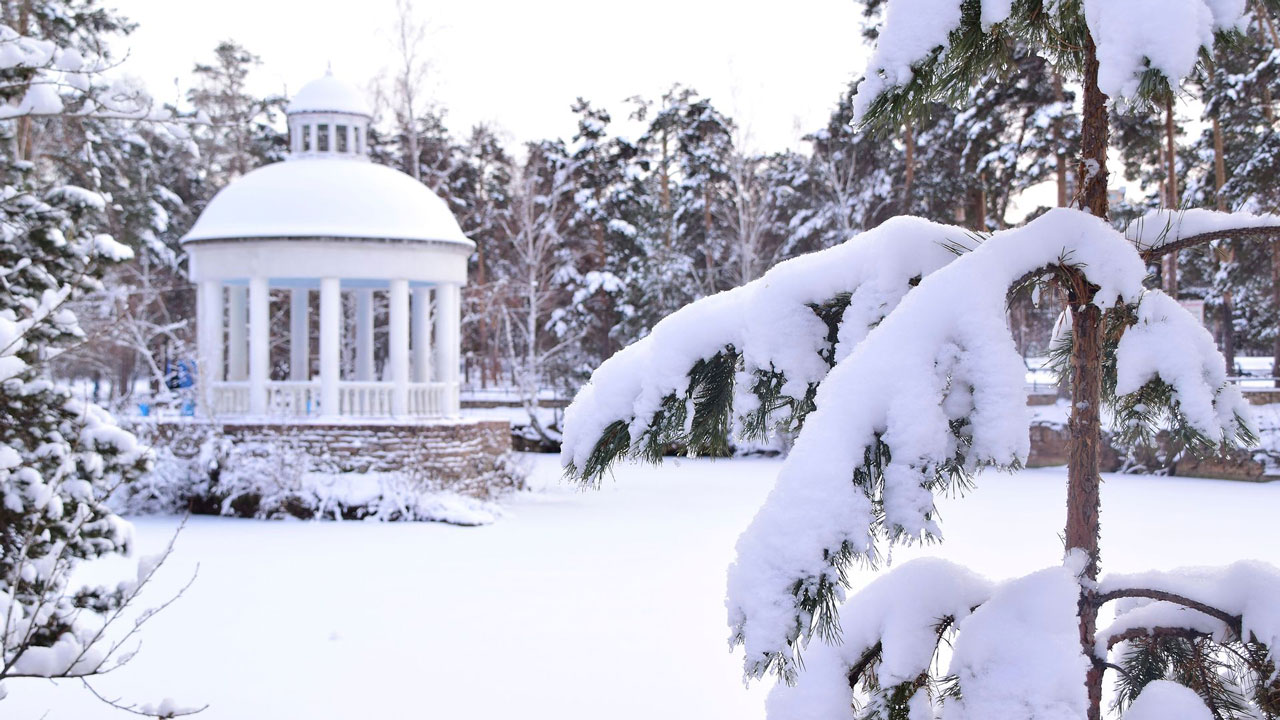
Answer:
[114,0,871,152]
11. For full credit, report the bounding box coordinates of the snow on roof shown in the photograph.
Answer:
[286,72,371,116]
[181,158,472,247]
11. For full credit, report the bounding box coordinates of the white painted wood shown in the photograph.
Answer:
[355,288,375,381]
[320,277,341,416]
[290,288,309,381]
[227,285,248,382]
[412,286,432,383]
[248,275,270,415]
[389,279,410,416]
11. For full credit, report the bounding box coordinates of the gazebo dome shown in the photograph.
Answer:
[181,158,471,246]
[286,72,371,116]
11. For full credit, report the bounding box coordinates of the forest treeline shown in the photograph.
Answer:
[24,1,1280,436]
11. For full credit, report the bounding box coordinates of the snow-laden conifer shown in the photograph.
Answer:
[564,1,1280,718]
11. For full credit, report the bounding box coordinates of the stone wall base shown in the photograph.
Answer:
[138,418,512,483]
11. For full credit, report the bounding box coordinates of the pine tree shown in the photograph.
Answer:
[0,3,188,705]
[562,2,1280,718]
[187,40,285,198]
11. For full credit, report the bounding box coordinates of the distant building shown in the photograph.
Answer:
[182,71,471,419]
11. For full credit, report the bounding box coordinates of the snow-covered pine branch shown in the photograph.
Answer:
[1105,289,1255,453]
[766,555,1280,720]
[561,216,979,481]
[853,0,1250,128]
[723,209,1165,681]
[1125,208,1280,260]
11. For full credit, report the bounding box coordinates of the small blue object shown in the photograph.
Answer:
[138,403,151,417]
[181,400,196,416]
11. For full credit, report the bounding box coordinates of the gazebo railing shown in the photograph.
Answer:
[207,380,455,418]
[266,381,321,417]
[211,381,252,415]
[339,381,393,416]
[408,383,451,416]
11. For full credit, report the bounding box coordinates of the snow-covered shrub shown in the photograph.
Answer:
[119,427,525,525]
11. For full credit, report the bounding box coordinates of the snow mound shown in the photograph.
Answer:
[943,565,1091,720]
[1125,681,1214,720]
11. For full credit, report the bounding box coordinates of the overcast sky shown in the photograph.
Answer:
[115,0,872,153]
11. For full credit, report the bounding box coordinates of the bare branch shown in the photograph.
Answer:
[1138,226,1280,262]
[1096,588,1243,637]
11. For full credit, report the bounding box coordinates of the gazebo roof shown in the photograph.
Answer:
[180,158,473,247]
[286,72,371,116]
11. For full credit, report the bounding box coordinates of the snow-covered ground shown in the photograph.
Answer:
[7,454,1279,719]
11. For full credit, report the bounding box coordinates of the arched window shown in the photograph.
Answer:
[301,125,312,152]
[336,125,348,152]
[318,124,330,152]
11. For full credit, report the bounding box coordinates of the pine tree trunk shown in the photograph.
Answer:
[1214,115,1237,375]
[1054,73,1070,208]
[902,121,915,211]
[1272,241,1280,388]
[1163,94,1180,296]
[1068,33,1110,720]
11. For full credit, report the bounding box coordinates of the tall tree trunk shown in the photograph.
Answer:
[1213,115,1237,375]
[1068,33,1110,720]
[660,128,672,248]
[1054,73,1070,208]
[1272,243,1280,388]
[902,121,915,211]
[1163,94,1180,296]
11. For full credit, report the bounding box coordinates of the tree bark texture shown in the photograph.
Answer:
[1069,33,1109,720]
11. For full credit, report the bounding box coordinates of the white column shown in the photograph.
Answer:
[248,276,269,415]
[320,278,342,416]
[346,125,355,155]
[434,283,461,416]
[355,288,375,381]
[290,288,309,381]
[389,279,410,416]
[198,280,223,412]
[328,124,336,153]
[308,124,317,154]
[227,285,248,382]
[412,286,432,384]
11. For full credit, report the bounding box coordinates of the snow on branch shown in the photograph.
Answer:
[1098,561,1280,654]
[1127,209,1280,261]
[725,209,1150,681]
[766,558,992,718]
[560,216,977,481]
[0,24,163,121]
[768,559,1091,720]
[1110,289,1253,448]
[853,0,1249,125]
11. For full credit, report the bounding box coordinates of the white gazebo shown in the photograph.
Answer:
[182,71,473,419]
